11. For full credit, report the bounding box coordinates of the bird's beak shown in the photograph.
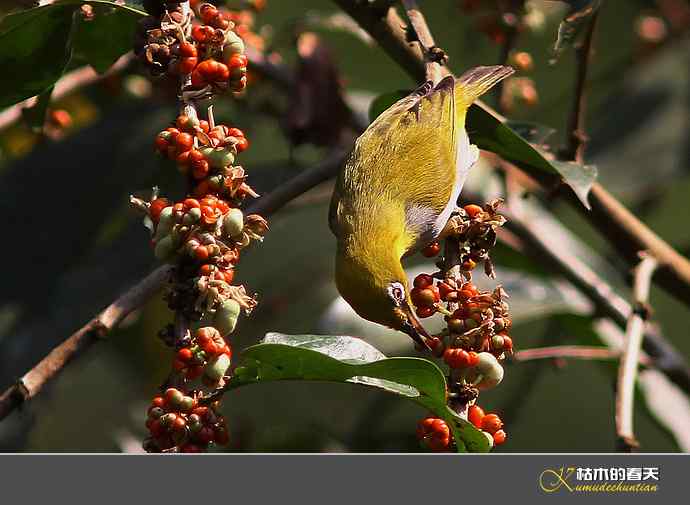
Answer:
[400,301,432,350]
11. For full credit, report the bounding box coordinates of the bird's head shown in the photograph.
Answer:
[335,244,430,347]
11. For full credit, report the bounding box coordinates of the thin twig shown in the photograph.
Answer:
[616,253,659,452]
[499,201,690,393]
[0,265,172,422]
[561,11,599,163]
[401,0,443,83]
[515,345,651,365]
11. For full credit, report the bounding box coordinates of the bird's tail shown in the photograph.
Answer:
[454,65,514,107]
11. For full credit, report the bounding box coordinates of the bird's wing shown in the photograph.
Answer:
[329,77,457,240]
[329,66,514,243]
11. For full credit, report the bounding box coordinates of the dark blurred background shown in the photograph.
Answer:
[0,0,689,452]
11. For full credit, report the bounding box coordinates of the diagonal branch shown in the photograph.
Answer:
[616,253,659,452]
[0,265,172,422]
[401,0,444,83]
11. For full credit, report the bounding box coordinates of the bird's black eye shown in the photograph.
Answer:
[387,282,405,304]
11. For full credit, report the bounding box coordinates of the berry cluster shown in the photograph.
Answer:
[134,1,248,94]
[154,114,252,192]
[144,389,230,453]
[414,201,513,452]
[132,0,267,453]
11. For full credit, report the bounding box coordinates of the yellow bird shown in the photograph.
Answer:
[329,66,513,348]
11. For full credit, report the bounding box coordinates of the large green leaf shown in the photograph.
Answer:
[229,333,491,453]
[0,1,145,108]
[466,104,597,208]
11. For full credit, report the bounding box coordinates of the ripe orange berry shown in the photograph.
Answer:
[413,273,433,289]
[199,4,219,24]
[467,351,480,367]
[175,132,194,153]
[192,159,210,179]
[151,396,165,409]
[177,348,193,362]
[416,306,436,318]
[463,204,483,218]
[444,348,470,368]
[178,56,197,74]
[422,241,440,257]
[481,413,503,434]
[235,136,249,152]
[154,135,169,154]
[416,417,451,452]
[228,53,248,69]
[493,429,507,445]
[468,405,484,428]
[192,24,214,43]
[149,198,170,223]
[194,245,210,261]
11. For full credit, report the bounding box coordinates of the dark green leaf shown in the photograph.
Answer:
[72,3,143,74]
[552,0,602,60]
[467,104,597,208]
[505,120,556,146]
[0,4,74,108]
[231,333,491,453]
[0,1,145,108]
[368,90,410,123]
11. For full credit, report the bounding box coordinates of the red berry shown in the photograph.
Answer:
[149,198,170,223]
[178,56,198,75]
[183,198,200,210]
[191,69,207,88]
[468,405,484,428]
[154,135,169,154]
[211,14,230,30]
[192,24,213,43]
[177,348,193,362]
[444,348,470,369]
[481,413,503,434]
[410,286,440,307]
[228,53,248,69]
[437,281,454,300]
[179,42,197,58]
[416,417,450,452]
[194,245,210,261]
[165,388,184,406]
[198,120,210,133]
[467,351,480,367]
[199,4,219,24]
[422,241,441,257]
[226,127,244,138]
[416,306,436,318]
[464,204,483,218]
[235,136,249,152]
[192,159,210,180]
[175,132,194,153]
[493,429,507,445]
[413,273,433,289]
[151,396,165,409]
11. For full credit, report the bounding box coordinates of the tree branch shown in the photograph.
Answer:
[400,0,443,83]
[561,11,599,163]
[514,345,652,364]
[616,253,658,452]
[0,265,172,422]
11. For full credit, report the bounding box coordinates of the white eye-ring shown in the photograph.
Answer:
[387,282,405,305]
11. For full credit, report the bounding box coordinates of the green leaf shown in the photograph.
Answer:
[467,104,597,208]
[72,3,143,74]
[368,90,409,123]
[552,0,602,60]
[231,333,491,453]
[0,4,74,108]
[0,1,145,108]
